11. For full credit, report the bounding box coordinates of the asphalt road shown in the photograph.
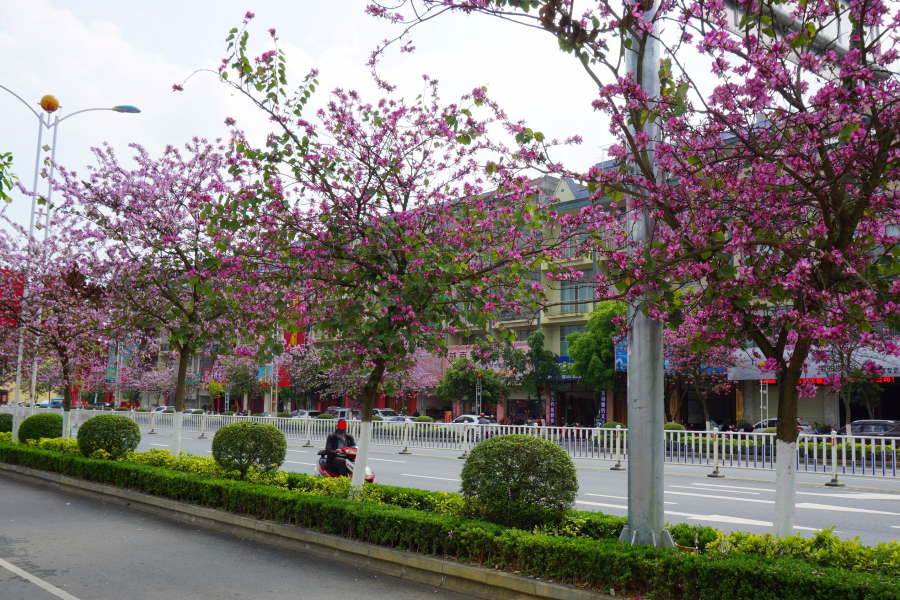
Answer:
[135,432,900,546]
[0,475,475,600]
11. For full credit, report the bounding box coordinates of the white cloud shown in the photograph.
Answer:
[1,0,613,230]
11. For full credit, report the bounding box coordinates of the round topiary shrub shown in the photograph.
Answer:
[76,414,141,459]
[762,427,777,434]
[372,415,383,421]
[664,423,686,431]
[414,415,434,422]
[162,409,175,413]
[136,408,149,412]
[223,411,235,416]
[114,407,129,411]
[211,421,286,478]
[0,413,13,433]
[276,412,292,418]
[18,413,63,444]
[600,421,625,429]
[316,413,335,419]
[460,434,578,529]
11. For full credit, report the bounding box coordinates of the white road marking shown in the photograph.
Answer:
[691,483,773,492]
[149,443,169,447]
[676,485,760,495]
[577,500,626,510]
[667,491,773,504]
[0,557,81,599]
[368,458,407,463]
[795,503,900,516]
[284,461,314,466]
[663,511,819,531]
[287,449,310,454]
[584,493,677,505]
[891,526,900,529]
[401,474,459,482]
[841,493,900,500]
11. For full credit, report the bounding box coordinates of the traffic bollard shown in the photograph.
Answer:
[198,414,207,439]
[708,427,725,478]
[303,418,313,447]
[825,429,844,487]
[399,421,411,455]
[458,424,469,459]
[611,425,626,471]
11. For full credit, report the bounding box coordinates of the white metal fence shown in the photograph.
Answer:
[2,406,897,478]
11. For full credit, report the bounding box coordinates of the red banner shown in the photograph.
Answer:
[283,328,307,348]
[0,268,24,327]
[277,365,290,387]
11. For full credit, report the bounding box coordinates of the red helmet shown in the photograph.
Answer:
[337,419,347,431]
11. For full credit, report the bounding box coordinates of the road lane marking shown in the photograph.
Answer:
[667,491,774,504]
[401,474,459,482]
[892,526,900,529]
[690,483,773,492]
[795,502,900,516]
[368,458,407,463]
[585,494,677,505]
[287,449,310,453]
[284,461,314,466]
[0,557,81,600]
[577,500,626,510]
[663,512,819,531]
[677,485,761,495]
[149,443,169,447]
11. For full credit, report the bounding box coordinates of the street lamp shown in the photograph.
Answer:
[1,85,140,438]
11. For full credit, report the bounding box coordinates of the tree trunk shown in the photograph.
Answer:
[62,380,72,440]
[350,360,386,488]
[172,344,191,455]
[841,387,852,430]
[701,398,711,432]
[772,339,808,537]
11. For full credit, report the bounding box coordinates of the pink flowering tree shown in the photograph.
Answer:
[2,212,113,436]
[812,325,900,424]
[663,317,738,431]
[178,16,578,486]
[217,346,265,413]
[58,140,260,453]
[371,0,900,536]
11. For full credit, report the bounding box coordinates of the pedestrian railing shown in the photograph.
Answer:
[1,406,895,479]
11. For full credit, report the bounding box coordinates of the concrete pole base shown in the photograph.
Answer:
[303,440,313,447]
[618,525,676,548]
[707,469,725,478]
[399,448,411,455]
[825,479,845,487]
[610,462,626,471]
[458,451,468,460]
[198,433,206,439]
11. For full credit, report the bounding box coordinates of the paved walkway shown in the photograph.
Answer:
[0,475,474,600]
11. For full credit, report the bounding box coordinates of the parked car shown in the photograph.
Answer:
[837,420,900,438]
[387,416,416,423]
[452,414,498,425]
[752,417,814,433]
[373,408,400,419]
[37,399,64,409]
[328,408,361,421]
[152,405,173,412]
[290,410,322,420]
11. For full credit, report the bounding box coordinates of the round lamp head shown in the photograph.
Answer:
[337,419,347,431]
[39,95,60,113]
[112,105,141,114]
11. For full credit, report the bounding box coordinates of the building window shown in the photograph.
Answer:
[559,269,594,314]
[559,324,587,357]
[516,329,535,341]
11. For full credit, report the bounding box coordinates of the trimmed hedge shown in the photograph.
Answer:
[414,415,434,422]
[211,421,286,478]
[76,414,141,459]
[18,413,63,444]
[0,443,896,599]
[461,434,578,529]
[0,413,12,433]
[316,413,335,419]
[664,423,687,431]
[600,421,625,429]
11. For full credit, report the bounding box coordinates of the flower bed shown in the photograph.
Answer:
[0,437,897,599]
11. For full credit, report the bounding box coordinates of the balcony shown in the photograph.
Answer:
[545,302,593,318]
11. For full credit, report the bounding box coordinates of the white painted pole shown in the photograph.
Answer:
[611,424,626,471]
[708,427,724,478]
[826,430,844,487]
[399,420,411,455]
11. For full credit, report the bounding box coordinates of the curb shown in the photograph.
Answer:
[0,462,613,600]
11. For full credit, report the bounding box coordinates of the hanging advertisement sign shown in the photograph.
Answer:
[596,389,607,426]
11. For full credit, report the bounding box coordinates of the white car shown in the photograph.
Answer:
[291,410,322,420]
[452,414,498,425]
[373,408,400,419]
[752,417,814,433]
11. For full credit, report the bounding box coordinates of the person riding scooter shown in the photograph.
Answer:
[324,420,356,477]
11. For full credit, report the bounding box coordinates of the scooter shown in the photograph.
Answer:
[314,446,375,483]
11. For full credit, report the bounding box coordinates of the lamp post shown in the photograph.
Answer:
[1,85,140,439]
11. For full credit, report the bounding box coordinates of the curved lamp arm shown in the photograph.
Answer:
[0,83,43,121]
